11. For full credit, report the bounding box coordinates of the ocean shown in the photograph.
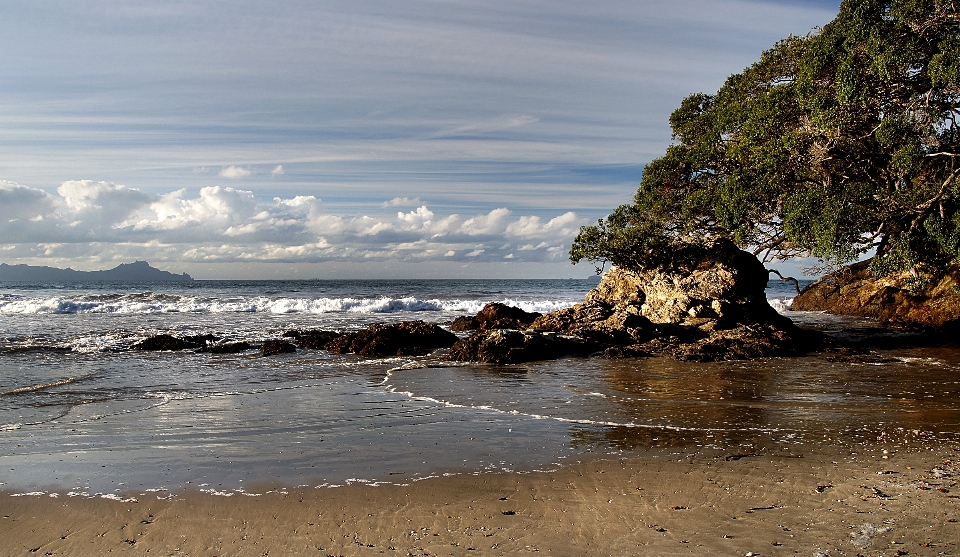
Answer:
[2,278,959,498]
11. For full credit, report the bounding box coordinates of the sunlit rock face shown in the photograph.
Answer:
[582,238,778,328]
[447,238,817,363]
[792,260,960,330]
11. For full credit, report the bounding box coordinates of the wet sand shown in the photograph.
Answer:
[3,441,959,556]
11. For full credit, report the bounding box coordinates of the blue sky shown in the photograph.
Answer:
[0,0,839,279]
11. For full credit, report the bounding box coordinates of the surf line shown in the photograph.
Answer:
[3,377,78,396]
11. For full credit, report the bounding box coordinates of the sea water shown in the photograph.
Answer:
[1,279,959,496]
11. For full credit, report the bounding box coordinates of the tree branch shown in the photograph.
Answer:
[767,268,801,294]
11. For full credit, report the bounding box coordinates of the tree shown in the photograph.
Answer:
[571,0,960,280]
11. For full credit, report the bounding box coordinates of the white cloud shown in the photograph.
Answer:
[270,165,284,176]
[460,208,512,235]
[219,166,252,178]
[0,181,590,268]
[382,196,423,208]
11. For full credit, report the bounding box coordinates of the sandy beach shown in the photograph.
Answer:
[4,438,958,557]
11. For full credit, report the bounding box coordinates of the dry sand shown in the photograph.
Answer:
[3,442,959,556]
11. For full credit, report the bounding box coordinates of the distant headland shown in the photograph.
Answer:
[0,261,193,282]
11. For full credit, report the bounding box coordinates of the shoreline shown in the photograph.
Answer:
[4,441,958,556]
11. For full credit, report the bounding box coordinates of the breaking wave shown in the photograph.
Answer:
[0,293,572,316]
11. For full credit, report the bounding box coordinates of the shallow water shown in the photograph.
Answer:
[2,279,959,496]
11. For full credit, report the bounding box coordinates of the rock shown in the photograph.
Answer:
[324,320,458,357]
[584,239,785,328]
[284,329,343,350]
[791,259,960,329]
[260,340,297,356]
[662,323,806,362]
[531,302,653,345]
[452,302,542,331]
[133,334,201,351]
[444,329,595,364]
[183,333,218,346]
[448,316,481,331]
[207,341,252,354]
[532,238,813,362]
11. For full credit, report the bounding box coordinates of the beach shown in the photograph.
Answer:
[4,441,959,556]
[3,279,960,555]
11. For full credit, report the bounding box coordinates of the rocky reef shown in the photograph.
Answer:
[791,260,960,330]
[324,321,458,357]
[447,238,815,363]
[133,320,458,358]
[448,302,541,332]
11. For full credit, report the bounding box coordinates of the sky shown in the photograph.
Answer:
[0,0,839,279]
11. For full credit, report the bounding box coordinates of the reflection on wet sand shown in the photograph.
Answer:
[570,347,960,452]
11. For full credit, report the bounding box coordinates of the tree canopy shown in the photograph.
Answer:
[570,0,960,279]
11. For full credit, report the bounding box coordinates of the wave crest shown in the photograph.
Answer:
[0,294,572,316]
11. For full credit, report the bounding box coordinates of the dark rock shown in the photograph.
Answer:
[448,316,481,331]
[667,323,808,361]
[792,259,960,329]
[472,302,542,330]
[183,334,218,346]
[444,329,595,364]
[133,334,200,351]
[207,341,252,354]
[260,340,297,356]
[324,321,458,357]
[289,329,343,350]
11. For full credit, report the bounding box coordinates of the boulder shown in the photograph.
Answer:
[182,333,218,346]
[260,340,297,356]
[284,329,344,350]
[444,329,595,364]
[582,239,784,328]
[324,320,458,357]
[531,302,652,345]
[531,238,812,362]
[448,302,541,331]
[206,341,252,354]
[133,334,201,351]
[448,316,481,331]
[791,259,960,329]
[634,322,809,362]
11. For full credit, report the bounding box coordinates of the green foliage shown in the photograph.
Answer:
[572,0,960,278]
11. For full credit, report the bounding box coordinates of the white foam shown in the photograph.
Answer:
[767,296,794,314]
[0,294,574,316]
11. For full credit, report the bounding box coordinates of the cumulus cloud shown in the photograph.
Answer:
[219,166,252,178]
[381,196,422,207]
[270,165,284,176]
[0,180,589,266]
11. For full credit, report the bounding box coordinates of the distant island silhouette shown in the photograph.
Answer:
[0,261,193,282]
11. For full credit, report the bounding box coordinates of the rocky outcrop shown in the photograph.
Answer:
[260,340,297,356]
[449,302,541,331]
[792,259,960,329]
[528,239,810,361]
[283,329,344,350]
[445,329,596,364]
[206,341,252,354]
[133,334,202,351]
[325,320,458,357]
